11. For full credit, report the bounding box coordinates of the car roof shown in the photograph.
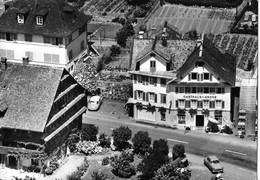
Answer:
[208,156,219,161]
[90,96,101,101]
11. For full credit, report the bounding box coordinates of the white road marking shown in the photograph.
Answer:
[167,138,189,144]
[224,150,246,156]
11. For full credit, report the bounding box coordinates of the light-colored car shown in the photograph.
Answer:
[204,156,224,173]
[88,95,102,111]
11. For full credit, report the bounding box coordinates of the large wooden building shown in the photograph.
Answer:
[0,60,88,169]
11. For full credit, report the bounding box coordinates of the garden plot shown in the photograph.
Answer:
[146,4,236,34]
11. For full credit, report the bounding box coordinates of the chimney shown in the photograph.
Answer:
[1,57,7,70]
[22,57,29,65]
[161,21,168,47]
[197,34,204,57]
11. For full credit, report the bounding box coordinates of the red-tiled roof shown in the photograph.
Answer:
[0,0,92,37]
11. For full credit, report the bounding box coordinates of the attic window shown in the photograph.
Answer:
[17,14,24,24]
[36,16,44,25]
[150,52,155,57]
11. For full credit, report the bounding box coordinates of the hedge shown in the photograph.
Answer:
[165,0,243,8]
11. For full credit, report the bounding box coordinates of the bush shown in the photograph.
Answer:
[121,150,134,162]
[45,167,53,175]
[110,155,136,178]
[102,157,110,165]
[66,133,80,152]
[77,141,103,155]
[99,133,111,148]
[82,124,98,141]
[96,58,104,72]
[118,17,126,25]
[110,45,121,57]
[153,139,169,156]
[172,144,185,161]
[112,126,132,150]
[132,131,151,156]
[91,171,106,180]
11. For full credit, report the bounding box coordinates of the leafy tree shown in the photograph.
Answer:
[110,45,121,57]
[153,139,169,156]
[111,154,136,178]
[66,132,80,152]
[138,151,169,180]
[112,126,132,150]
[91,171,106,180]
[172,144,185,161]
[153,161,191,180]
[99,133,111,148]
[82,124,98,141]
[132,131,152,156]
[116,28,128,48]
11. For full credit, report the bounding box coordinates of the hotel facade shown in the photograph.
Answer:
[129,36,236,130]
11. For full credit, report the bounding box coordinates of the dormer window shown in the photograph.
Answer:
[17,14,24,24]
[36,16,43,25]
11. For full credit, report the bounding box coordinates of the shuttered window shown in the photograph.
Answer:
[185,100,190,108]
[25,51,33,61]
[209,101,215,109]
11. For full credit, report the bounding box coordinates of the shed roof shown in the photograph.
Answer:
[0,63,63,132]
[0,0,92,37]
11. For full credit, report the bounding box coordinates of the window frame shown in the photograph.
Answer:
[149,92,155,102]
[178,99,185,108]
[137,91,143,100]
[203,73,210,80]
[203,100,209,108]
[191,72,197,80]
[191,100,197,108]
[160,94,167,104]
[36,16,44,25]
[25,34,32,42]
[17,14,24,24]
[160,78,166,87]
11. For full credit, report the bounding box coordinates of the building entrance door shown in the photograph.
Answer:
[8,156,17,168]
[196,115,204,126]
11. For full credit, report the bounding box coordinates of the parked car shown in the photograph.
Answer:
[88,95,103,111]
[204,156,224,173]
[211,173,224,180]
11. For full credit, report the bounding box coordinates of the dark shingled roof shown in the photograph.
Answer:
[0,63,63,132]
[0,0,92,37]
[177,37,236,86]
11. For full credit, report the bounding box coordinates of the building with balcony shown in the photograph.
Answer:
[129,34,236,130]
[0,59,88,169]
[0,0,92,73]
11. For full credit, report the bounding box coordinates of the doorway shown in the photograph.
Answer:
[8,156,17,168]
[196,115,204,126]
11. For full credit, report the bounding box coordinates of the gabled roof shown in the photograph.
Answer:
[152,21,182,40]
[0,63,64,132]
[176,37,236,86]
[0,0,92,37]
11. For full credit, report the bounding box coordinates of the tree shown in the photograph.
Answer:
[153,161,191,180]
[153,139,169,156]
[82,124,98,141]
[137,151,169,180]
[132,131,152,156]
[91,171,106,180]
[99,133,111,148]
[66,132,80,152]
[112,126,132,150]
[116,28,128,48]
[110,45,121,57]
[172,144,185,161]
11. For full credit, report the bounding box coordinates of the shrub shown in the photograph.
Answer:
[67,159,89,180]
[99,133,111,148]
[77,141,103,155]
[118,17,126,25]
[121,150,134,162]
[132,131,152,156]
[96,58,104,72]
[82,124,98,141]
[102,157,110,165]
[66,133,80,152]
[172,144,185,161]
[153,139,169,156]
[111,155,136,178]
[112,126,132,150]
[110,45,121,57]
[45,167,53,175]
[91,171,106,180]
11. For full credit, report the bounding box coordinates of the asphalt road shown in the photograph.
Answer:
[83,110,257,180]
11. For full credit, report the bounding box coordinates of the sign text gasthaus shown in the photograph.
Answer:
[183,95,217,99]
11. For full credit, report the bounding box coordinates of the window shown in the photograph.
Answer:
[137,75,142,83]
[191,73,197,80]
[178,100,185,108]
[160,78,166,87]
[79,24,85,35]
[31,159,39,166]
[150,60,156,72]
[185,100,191,108]
[17,14,24,24]
[137,91,143,100]
[210,87,215,94]
[197,101,203,108]
[36,16,44,25]
[191,87,197,93]
[25,51,33,61]
[25,34,32,42]
[68,34,72,44]
[178,115,185,124]
[6,33,17,41]
[215,100,222,109]
[204,73,210,80]
[149,92,155,102]
[44,53,60,63]
[204,87,209,93]
[197,87,203,94]
[149,77,156,85]
[69,50,73,60]
[175,87,179,93]
[44,36,51,44]
[160,94,166,104]
[185,87,191,93]
[209,101,215,109]
[216,87,225,94]
[191,100,197,108]
[180,87,185,93]
[203,100,209,108]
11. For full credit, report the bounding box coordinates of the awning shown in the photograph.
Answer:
[207,117,219,124]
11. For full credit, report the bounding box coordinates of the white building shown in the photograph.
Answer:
[129,35,236,130]
[0,0,92,72]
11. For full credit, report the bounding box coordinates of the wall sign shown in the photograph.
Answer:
[183,95,217,99]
